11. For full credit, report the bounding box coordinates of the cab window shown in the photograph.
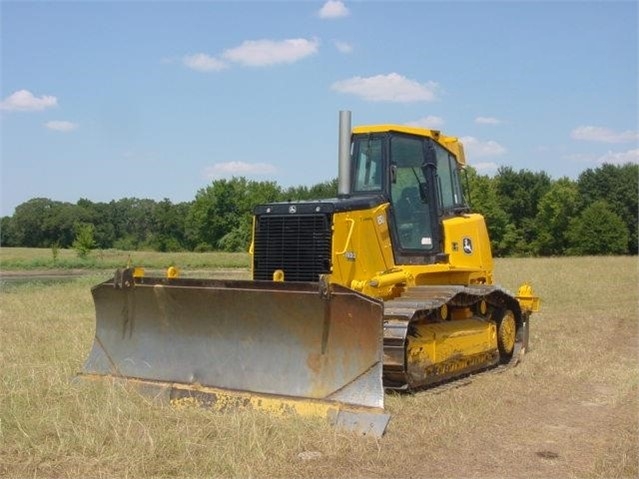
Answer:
[352,137,383,192]
[434,143,465,212]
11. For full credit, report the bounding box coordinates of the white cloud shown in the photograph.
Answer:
[475,116,501,125]
[597,149,639,165]
[460,136,507,158]
[406,116,444,129]
[334,40,353,54]
[318,0,349,19]
[562,149,639,166]
[331,73,438,103]
[204,161,277,179]
[183,53,228,72]
[570,125,638,144]
[45,120,78,132]
[222,38,319,67]
[0,89,58,111]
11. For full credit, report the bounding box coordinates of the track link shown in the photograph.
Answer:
[382,284,526,391]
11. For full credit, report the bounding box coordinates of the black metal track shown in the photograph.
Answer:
[382,284,523,390]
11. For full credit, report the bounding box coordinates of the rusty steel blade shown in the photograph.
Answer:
[81,275,386,413]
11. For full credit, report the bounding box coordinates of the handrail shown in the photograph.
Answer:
[335,218,356,255]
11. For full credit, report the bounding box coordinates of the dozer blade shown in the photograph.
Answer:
[79,271,389,436]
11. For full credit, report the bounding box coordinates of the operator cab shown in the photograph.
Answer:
[350,127,469,264]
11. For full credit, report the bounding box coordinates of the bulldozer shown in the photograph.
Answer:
[79,111,539,437]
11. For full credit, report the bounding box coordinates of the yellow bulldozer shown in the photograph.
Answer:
[79,111,539,437]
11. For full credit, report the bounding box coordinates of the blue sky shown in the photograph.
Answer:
[1,0,637,216]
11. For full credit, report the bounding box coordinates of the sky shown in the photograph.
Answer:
[1,0,637,216]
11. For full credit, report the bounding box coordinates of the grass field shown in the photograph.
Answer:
[1,252,637,478]
[0,247,249,272]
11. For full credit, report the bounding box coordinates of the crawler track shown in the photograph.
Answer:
[382,284,527,391]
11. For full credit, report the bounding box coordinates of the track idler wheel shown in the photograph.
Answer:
[495,309,516,360]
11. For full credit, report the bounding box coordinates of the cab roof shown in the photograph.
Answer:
[352,124,466,166]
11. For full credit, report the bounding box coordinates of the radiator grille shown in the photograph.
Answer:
[253,213,332,282]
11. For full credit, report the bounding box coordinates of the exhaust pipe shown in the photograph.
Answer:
[337,110,352,198]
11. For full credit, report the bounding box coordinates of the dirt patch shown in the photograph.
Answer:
[418,313,638,479]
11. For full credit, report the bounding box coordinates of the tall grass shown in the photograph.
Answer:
[1,257,637,478]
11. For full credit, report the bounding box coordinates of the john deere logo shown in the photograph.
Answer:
[462,237,473,255]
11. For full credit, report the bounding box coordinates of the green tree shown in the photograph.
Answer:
[148,199,190,252]
[466,168,511,256]
[186,177,282,252]
[186,179,244,251]
[109,198,158,250]
[566,200,629,255]
[494,167,551,254]
[283,179,337,201]
[533,178,580,256]
[77,199,116,248]
[8,198,87,247]
[308,178,338,199]
[577,163,638,254]
[51,242,60,264]
[498,223,528,256]
[0,216,15,246]
[495,167,551,223]
[72,223,97,258]
[217,215,253,252]
[9,198,58,247]
[46,202,90,247]
[282,185,310,201]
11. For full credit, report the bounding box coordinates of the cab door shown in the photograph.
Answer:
[388,134,441,262]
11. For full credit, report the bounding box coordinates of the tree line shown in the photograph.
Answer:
[467,163,637,256]
[1,163,636,256]
[0,179,339,254]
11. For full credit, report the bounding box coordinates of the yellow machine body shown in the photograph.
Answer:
[324,205,501,386]
[250,120,538,391]
[331,207,495,298]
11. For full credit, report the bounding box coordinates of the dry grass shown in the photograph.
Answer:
[1,257,637,478]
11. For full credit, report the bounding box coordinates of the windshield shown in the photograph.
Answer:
[389,136,434,251]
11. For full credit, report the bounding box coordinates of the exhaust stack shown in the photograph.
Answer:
[337,110,352,198]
